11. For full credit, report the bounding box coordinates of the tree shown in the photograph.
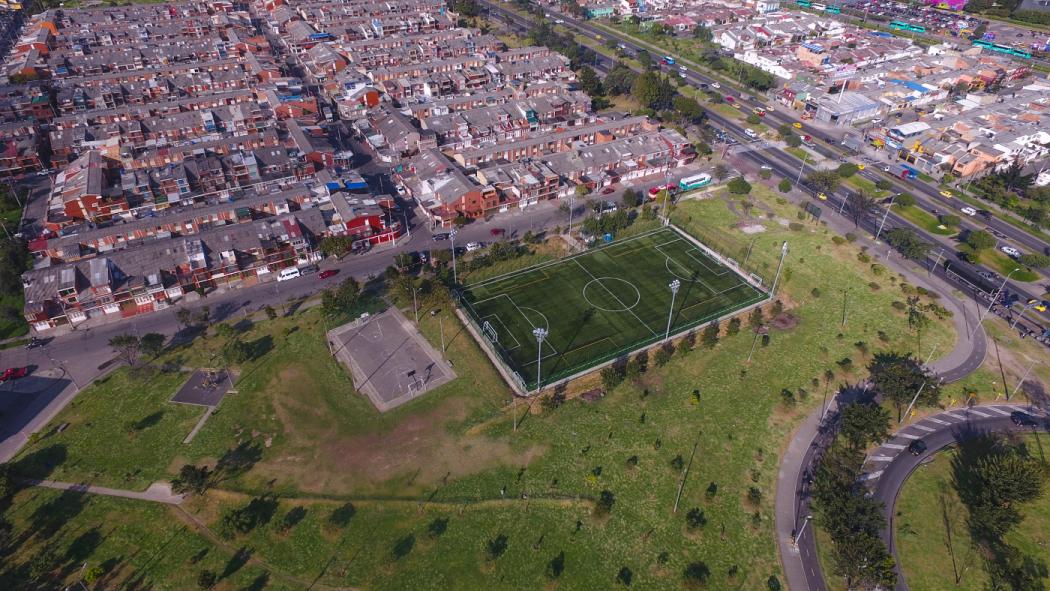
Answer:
[805,170,841,195]
[223,339,254,365]
[546,551,566,579]
[727,177,752,195]
[486,534,509,560]
[998,161,1034,193]
[884,228,931,260]
[617,566,633,586]
[176,307,195,330]
[875,179,892,191]
[965,229,996,252]
[965,450,1045,540]
[836,163,859,178]
[701,321,719,347]
[197,570,217,589]
[140,333,165,359]
[621,188,641,209]
[746,113,761,125]
[844,191,875,228]
[727,317,741,335]
[778,179,791,193]
[713,164,730,182]
[109,334,141,367]
[329,502,357,527]
[172,464,213,496]
[0,464,11,500]
[577,65,603,97]
[838,402,890,451]
[636,50,652,69]
[264,305,278,320]
[784,133,802,148]
[1018,253,1050,269]
[631,71,662,109]
[868,352,939,421]
[749,307,764,329]
[603,63,636,96]
[685,507,707,530]
[595,489,616,515]
[672,95,705,123]
[895,192,916,207]
[683,561,711,584]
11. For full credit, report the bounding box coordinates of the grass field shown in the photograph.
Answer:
[894,204,957,236]
[895,434,1050,591]
[461,226,767,390]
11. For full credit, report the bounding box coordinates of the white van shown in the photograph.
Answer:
[960,206,977,216]
[277,267,302,282]
[744,128,758,139]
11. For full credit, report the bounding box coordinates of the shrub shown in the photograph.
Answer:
[684,561,711,584]
[836,357,854,371]
[788,222,804,231]
[653,344,672,367]
[727,176,752,195]
[831,235,846,245]
[759,168,772,180]
[706,482,718,498]
[727,317,741,335]
[844,232,858,242]
[810,287,822,298]
[780,388,796,406]
[868,281,880,290]
[778,179,791,193]
[857,252,871,263]
[685,508,708,530]
[329,502,357,527]
[836,163,858,177]
[617,566,633,586]
[670,455,685,471]
[486,534,509,560]
[595,490,616,516]
[747,486,763,505]
[891,301,907,311]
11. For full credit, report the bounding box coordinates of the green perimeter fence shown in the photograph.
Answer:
[456,225,772,393]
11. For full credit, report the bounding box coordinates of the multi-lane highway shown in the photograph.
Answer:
[482,1,1049,326]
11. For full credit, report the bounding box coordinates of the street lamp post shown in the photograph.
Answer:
[970,268,1020,339]
[873,193,896,244]
[666,279,681,341]
[770,241,789,297]
[567,192,575,234]
[449,228,459,285]
[533,327,548,392]
[1009,301,1039,330]
[792,515,813,547]
[795,151,809,185]
[412,287,419,324]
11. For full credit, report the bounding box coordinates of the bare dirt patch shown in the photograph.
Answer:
[769,313,799,331]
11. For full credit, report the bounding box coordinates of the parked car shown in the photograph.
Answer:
[465,242,483,252]
[961,206,977,216]
[744,128,758,139]
[318,269,339,280]
[24,337,45,350]
[601,186,616,195]
[1001,245,1021,258]
[711,82,720,89]
[0,367,28,382]
[433,232,450,241]
[490,228,505,237]
[907,439,927,456]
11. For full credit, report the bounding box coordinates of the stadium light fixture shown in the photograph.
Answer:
[533,327,548,391]
[666,279,681,340]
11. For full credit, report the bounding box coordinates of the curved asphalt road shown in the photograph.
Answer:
[868,404,1050,590]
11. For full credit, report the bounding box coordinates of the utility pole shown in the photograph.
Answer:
[792,515,813,547]
[900,381,927,424]
[970,268,1020,339]
[412,287,419,324]
[1009,358,1037,401]
[450,228,459,285]
[795,151,809,185]
[770,241,789,297]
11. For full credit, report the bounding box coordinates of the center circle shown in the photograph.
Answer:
[582,277,641,312]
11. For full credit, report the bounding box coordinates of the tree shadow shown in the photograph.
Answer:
[215,441,263,482]
[130,410,164,431]
[246,336,274,361]
[24,487,89,545]
[240,571,270,591]
[221,546,253,580]
[9,443,67,485]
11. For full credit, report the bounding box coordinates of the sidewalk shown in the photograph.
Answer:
[22,479,185,505]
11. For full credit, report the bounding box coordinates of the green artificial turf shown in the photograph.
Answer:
[460,226,766,389]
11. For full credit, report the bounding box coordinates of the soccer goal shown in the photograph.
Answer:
[482,320,499,344]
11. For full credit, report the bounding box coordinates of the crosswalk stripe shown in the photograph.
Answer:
[928,417,950,425]
[914,424,935,432]
[883,443,906,450]
[970,409,991,418]
[946,412,968,421]
[860,471,883,481]
[868,455,895,462]
[987,407,1011,416]
[897,432,922,440]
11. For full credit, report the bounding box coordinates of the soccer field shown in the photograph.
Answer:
[460,226,769,391]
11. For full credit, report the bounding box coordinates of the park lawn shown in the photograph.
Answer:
[10,369,204,491]
[895,434,1050,591]
[2,184,961,589]
[785,146,810,162]
[894,204,957,236]
[0,487,271,590]
[0,292,29,339]
[711,103,746,121]
[968,247,1041,283]
[844,175,888,198]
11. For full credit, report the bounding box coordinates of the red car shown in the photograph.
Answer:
[601,186,616,195]
[0,367,28,382]
[490,228,506,237]
[318,269,339,280]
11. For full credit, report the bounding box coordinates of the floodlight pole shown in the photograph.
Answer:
[873,193,896,244]
[1009,301,1037,330]
[567,192,575,234]
[450,228,459,285]
[666,279,681,341]
[533,327,548,393]
[439,315,446,354]
[770,241,789,297]
[900,381,927,425]
[1009,357,1037,401]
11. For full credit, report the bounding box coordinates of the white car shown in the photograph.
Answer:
[744,128,758,139]
[678,65,687,72]
[1000,245,1021,258]
[679,72,687,79]
[711,82,721,89]
[466,241,483,252]
[960,206,977,216]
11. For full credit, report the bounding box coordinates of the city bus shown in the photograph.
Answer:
[678,173,713,191]
[663,55,676,65]
[972,39,1032,59]
[889,21,926,33]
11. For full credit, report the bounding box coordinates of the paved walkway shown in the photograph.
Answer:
[774,195,988,591]
[23,479,185,505]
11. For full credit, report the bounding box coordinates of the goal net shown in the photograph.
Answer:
[481,320,499,344]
